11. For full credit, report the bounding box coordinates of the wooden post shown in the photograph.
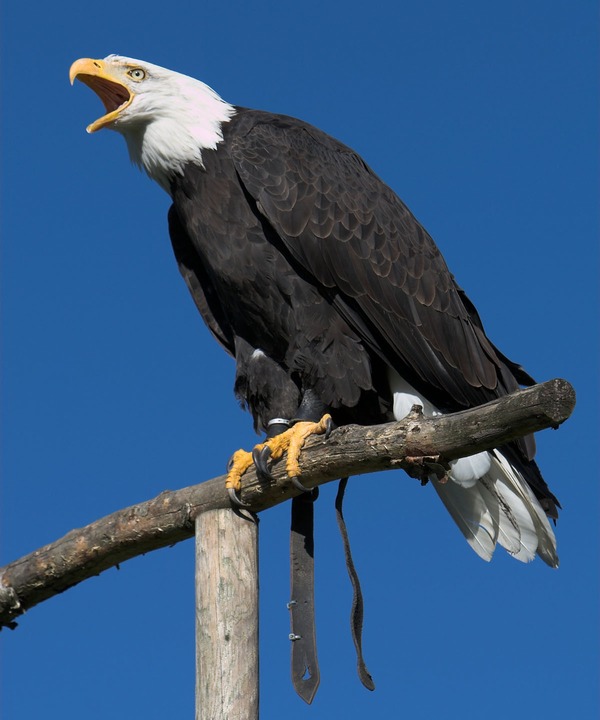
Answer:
[195,509,259,720]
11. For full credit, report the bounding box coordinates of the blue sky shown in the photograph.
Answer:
[1,1,598,718]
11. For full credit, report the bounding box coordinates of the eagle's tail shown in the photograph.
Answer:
[388,369,559,567]
[431,450,558,567]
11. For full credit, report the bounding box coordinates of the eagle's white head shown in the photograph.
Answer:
[70,55,235,193]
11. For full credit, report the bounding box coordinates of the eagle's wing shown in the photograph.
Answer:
[168,203,235,355]
[230,114,533,414]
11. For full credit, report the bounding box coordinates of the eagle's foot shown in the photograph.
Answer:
[225,414,332,505]
[252,414,333,484]
[226,448,257,492]
[404,455,449,485]
[268,413,333,482]
[225,447,262,506]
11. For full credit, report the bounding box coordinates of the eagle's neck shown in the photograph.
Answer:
[119,80,236,194]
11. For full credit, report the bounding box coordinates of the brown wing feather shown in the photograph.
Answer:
[168,204,235,355]
[230,113,521,411]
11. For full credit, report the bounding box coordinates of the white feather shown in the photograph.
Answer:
[388,369,558,566]
[388,370,490,487]
[430,478,497,562]
[489,450,558,567]
[476,476,523,557]
[102,55,236,193]
[448,452,490,488]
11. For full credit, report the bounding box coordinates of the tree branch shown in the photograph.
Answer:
[0,378,575,629]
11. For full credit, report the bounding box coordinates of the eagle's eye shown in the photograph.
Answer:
[127,68,146,81]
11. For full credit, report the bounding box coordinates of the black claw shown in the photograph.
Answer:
[290,476,313,493]
[226,453,237,473]
[252,445,276,483]
[228,487,252,508]
[291,478,319,501]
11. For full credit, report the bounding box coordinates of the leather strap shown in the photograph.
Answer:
[289,489,320,704]
[335,478,375,691]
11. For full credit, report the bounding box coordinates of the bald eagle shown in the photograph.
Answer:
[70,55,559,567]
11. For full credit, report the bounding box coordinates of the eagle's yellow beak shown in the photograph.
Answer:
[70,58,134,133]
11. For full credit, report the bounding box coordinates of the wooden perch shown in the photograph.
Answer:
[0,378,575,630]
[196,509,259,719]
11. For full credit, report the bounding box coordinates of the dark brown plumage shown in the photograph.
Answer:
[70,54,560,563]
[168,109,557,514]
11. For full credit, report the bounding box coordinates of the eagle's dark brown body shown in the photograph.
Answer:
[167,108,558,515]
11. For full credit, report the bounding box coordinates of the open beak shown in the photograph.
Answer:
[70,58,134,133]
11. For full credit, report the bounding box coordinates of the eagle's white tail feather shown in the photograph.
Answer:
[448,452,490,487]
[476,475,527,558]
[490,450,558,567]
[431,478,497,562]
[388,369,558,566]
[433,450,558,566]
[480,465,538,562]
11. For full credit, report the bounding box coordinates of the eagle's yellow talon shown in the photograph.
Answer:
[225,448,256,492]
[270,413,332,480]
[224,414,332,495]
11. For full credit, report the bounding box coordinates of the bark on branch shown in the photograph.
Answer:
[0,378,575,629]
